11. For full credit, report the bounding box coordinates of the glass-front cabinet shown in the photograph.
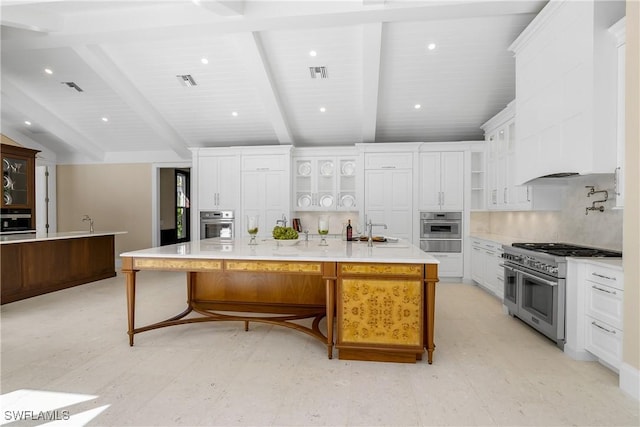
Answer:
[293,150,357,212]
[1,143,39,231]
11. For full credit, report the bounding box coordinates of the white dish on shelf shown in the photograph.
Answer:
[319,195,334,208]
[320,161,334,176]
[340,194,355,208]
[341,161,355,176]
[298,162,311,176]
[3,192,12,205]
[297,194,312,208]
[3,175,14,190]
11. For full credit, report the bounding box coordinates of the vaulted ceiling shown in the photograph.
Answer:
[1,0,547,163]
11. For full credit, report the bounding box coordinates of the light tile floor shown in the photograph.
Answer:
[1,271,638,426]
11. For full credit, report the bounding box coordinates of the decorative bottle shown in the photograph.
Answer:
[346,219,353,241]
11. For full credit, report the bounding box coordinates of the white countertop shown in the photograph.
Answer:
[121,237,439,264]
[0,231,127,244]
[566,257,623,270]
[469,232,542,247]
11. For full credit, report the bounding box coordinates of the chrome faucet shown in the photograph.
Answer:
[366,218,387,247]
[82,215,94,233]
[276,214,287,228]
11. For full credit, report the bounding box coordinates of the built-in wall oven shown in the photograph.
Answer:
[419,211,462,253]
[200,210,234,240]
[502,243,622,349]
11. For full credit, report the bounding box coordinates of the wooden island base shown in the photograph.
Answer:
[122,255,438,364]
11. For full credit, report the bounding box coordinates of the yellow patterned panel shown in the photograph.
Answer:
[225,261,322,274]
[340,263,422,277]
[133,258,222,271]
[340,278,422,346]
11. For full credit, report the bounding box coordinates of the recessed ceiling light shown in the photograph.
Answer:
[309,50,317,57]
[44,68,53,74]
[231,111,238,117]
[414,104,421,109]
[427,43,436,51]
[24,121,32,126]
[101,117,109,122]
[319,107,326,113]
[201,58,209,65]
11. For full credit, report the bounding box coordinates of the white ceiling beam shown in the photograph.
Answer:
[362,22,383,143]
[2,1,545,52]
[1,79,104,161]
[194,0,245,16]
[233,32,293,145]
[0,4,63,32]
[71,45,193,160]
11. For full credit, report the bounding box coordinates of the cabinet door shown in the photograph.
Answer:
[217,156,240,209]
[264,170,288,231]
[440,152,464,210]
[471,243,485,284]
[418,153,441,210]
[365,169,413,242]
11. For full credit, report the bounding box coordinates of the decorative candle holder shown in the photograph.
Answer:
[318,216,329,246]
[247,215,259,245]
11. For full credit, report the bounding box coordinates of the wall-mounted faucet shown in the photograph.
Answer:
[585,186,608,215]
[82,214,94,233]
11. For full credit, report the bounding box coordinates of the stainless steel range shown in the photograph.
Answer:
[502,243,622,349]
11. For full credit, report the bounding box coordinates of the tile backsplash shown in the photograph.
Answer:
[471,174,623,251]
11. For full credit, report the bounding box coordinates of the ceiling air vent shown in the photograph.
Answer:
[176,74,197,87]
[309,66,328,79]
[61,82,83,92]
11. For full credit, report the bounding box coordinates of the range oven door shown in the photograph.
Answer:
[517,269,565,346]
[502,263,518,315]
[201,221,234,240]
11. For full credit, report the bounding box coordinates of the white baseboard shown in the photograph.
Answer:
[619,362,640,401]
[564,345,597,362]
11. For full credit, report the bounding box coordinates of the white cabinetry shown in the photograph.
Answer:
[610,17,625,209]
[481,102,563,211]
[584,263,624,370]
[240,147,291,238]
[470,237,504,299]
[470,150,485,210]
[418,152,463,211]
[565,259,623,371]
[292,148,357,212]
[196,150,241,211]
[363,152,413,242]
[509,0,625,184]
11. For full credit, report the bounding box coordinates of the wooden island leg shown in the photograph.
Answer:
[122,257,137,346]
[326,277,335,359]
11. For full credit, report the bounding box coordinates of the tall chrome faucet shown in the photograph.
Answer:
[82,215,94,233]
[275,214,288,228]
[366,218,387,247]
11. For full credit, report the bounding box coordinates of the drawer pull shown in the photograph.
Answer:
[592,285,617,295]
[591,272,616,281]
[380,165,397,169]
[592,321,616,335]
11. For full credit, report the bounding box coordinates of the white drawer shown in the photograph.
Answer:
[585,282,623,329]
[585,316,622,370]
[242,155,286,171]
[365,153,413,170]
[585,264,623,290]
[429,253,462,277]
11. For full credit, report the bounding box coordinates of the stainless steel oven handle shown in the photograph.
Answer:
[516,268,558,287]
[500,263,516,271]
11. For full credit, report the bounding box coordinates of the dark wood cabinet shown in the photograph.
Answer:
[2,143,39,229]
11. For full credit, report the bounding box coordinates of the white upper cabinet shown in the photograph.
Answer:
[482,102,563,211]
[508,0,625,184]
[194,148,241,212]
[418,151,464,211]
[292,148,357,212]
[609,17,625,209]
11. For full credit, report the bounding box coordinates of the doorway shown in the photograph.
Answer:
[159,167,191,246]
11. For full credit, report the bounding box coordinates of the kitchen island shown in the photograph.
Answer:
[1,231,126,304]
[121,238,440,363]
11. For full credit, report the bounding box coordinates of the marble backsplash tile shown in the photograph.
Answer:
[471,174,623,251]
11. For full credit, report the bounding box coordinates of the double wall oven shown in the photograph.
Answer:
[502,243,622,349]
